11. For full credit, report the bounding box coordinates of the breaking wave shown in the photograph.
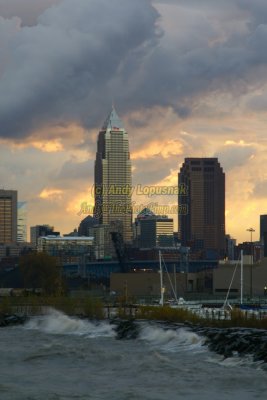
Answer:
[24,308,115,338]
[207,353,267,371]
[139,325,204,353]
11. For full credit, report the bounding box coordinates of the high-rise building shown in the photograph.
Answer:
[30,225,60,247]
[225,234,236,260]
[178,158,225,259]
[134,208,174,248]
[260,215,267,242]
[17,201,27,243]
[94,107,132,243]
[260,215,267,257]
[78,215,98,236]
[89,220,123,260]
[0,189,17,243]
[37,236,94,257]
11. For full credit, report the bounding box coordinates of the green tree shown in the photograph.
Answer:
[19,252,64,295]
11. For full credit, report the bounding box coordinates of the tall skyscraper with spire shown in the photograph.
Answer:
[94,107,132,243]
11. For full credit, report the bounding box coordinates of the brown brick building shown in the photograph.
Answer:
[178,158,225,259]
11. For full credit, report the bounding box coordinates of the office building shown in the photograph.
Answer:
[37,236,94,264]
[17,202,27,243]
[260,215,267,242]
[0,189,17,243]
[30,225,60,247]
[78,215,98,236]
[134,208,174,248]
[260,215,267,241]
[225,234,236,260]
[94,107,132,242]
[89,220,122,260]
[178,158,225,258]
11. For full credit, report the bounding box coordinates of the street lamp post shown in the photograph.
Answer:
[246,227,255,299]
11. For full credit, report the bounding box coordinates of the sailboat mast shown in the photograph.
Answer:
[159,250,164,306]
[240,249,243,305]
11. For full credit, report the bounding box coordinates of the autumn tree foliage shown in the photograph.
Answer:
[19,252,64,295]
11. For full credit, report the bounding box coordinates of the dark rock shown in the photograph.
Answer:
[0,314,27,327]
[114,319,140,340]
[199,326,267,363]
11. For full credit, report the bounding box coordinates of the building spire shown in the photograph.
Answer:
[102,106,124,131]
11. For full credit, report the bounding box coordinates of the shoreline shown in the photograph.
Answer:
[1,309,267,363]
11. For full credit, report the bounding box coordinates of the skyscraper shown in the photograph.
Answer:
[94,107,132,242]
[178,158,225,258]
[0,189,17,243]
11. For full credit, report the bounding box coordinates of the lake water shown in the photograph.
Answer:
[0,309,267,400]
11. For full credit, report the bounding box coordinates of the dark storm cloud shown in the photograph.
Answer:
[1,0,267,139]
[116,0,267,114]
[0,0,160,139]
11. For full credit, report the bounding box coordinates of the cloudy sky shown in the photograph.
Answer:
[1,0,267,242]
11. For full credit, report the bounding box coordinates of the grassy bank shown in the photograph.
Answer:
[0,296,104,319]
[2,297,267,329]
[134,306,267,329]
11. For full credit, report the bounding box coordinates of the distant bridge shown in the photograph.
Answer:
[63,259,219,280]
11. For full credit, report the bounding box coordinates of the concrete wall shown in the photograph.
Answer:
[213,258,267,297]
[110,272,187,298]
[110,271,212,298]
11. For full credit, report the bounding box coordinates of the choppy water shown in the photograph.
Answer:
[1,309,267,400]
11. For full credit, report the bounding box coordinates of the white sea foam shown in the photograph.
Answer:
[206,353,264,370]
[139,325,204,353]
[24,308,115,338]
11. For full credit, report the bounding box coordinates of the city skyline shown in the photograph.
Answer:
[1,0,267,242]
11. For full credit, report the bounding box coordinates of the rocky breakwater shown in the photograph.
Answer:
[0,313,27,327]
[194,326,267,362]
